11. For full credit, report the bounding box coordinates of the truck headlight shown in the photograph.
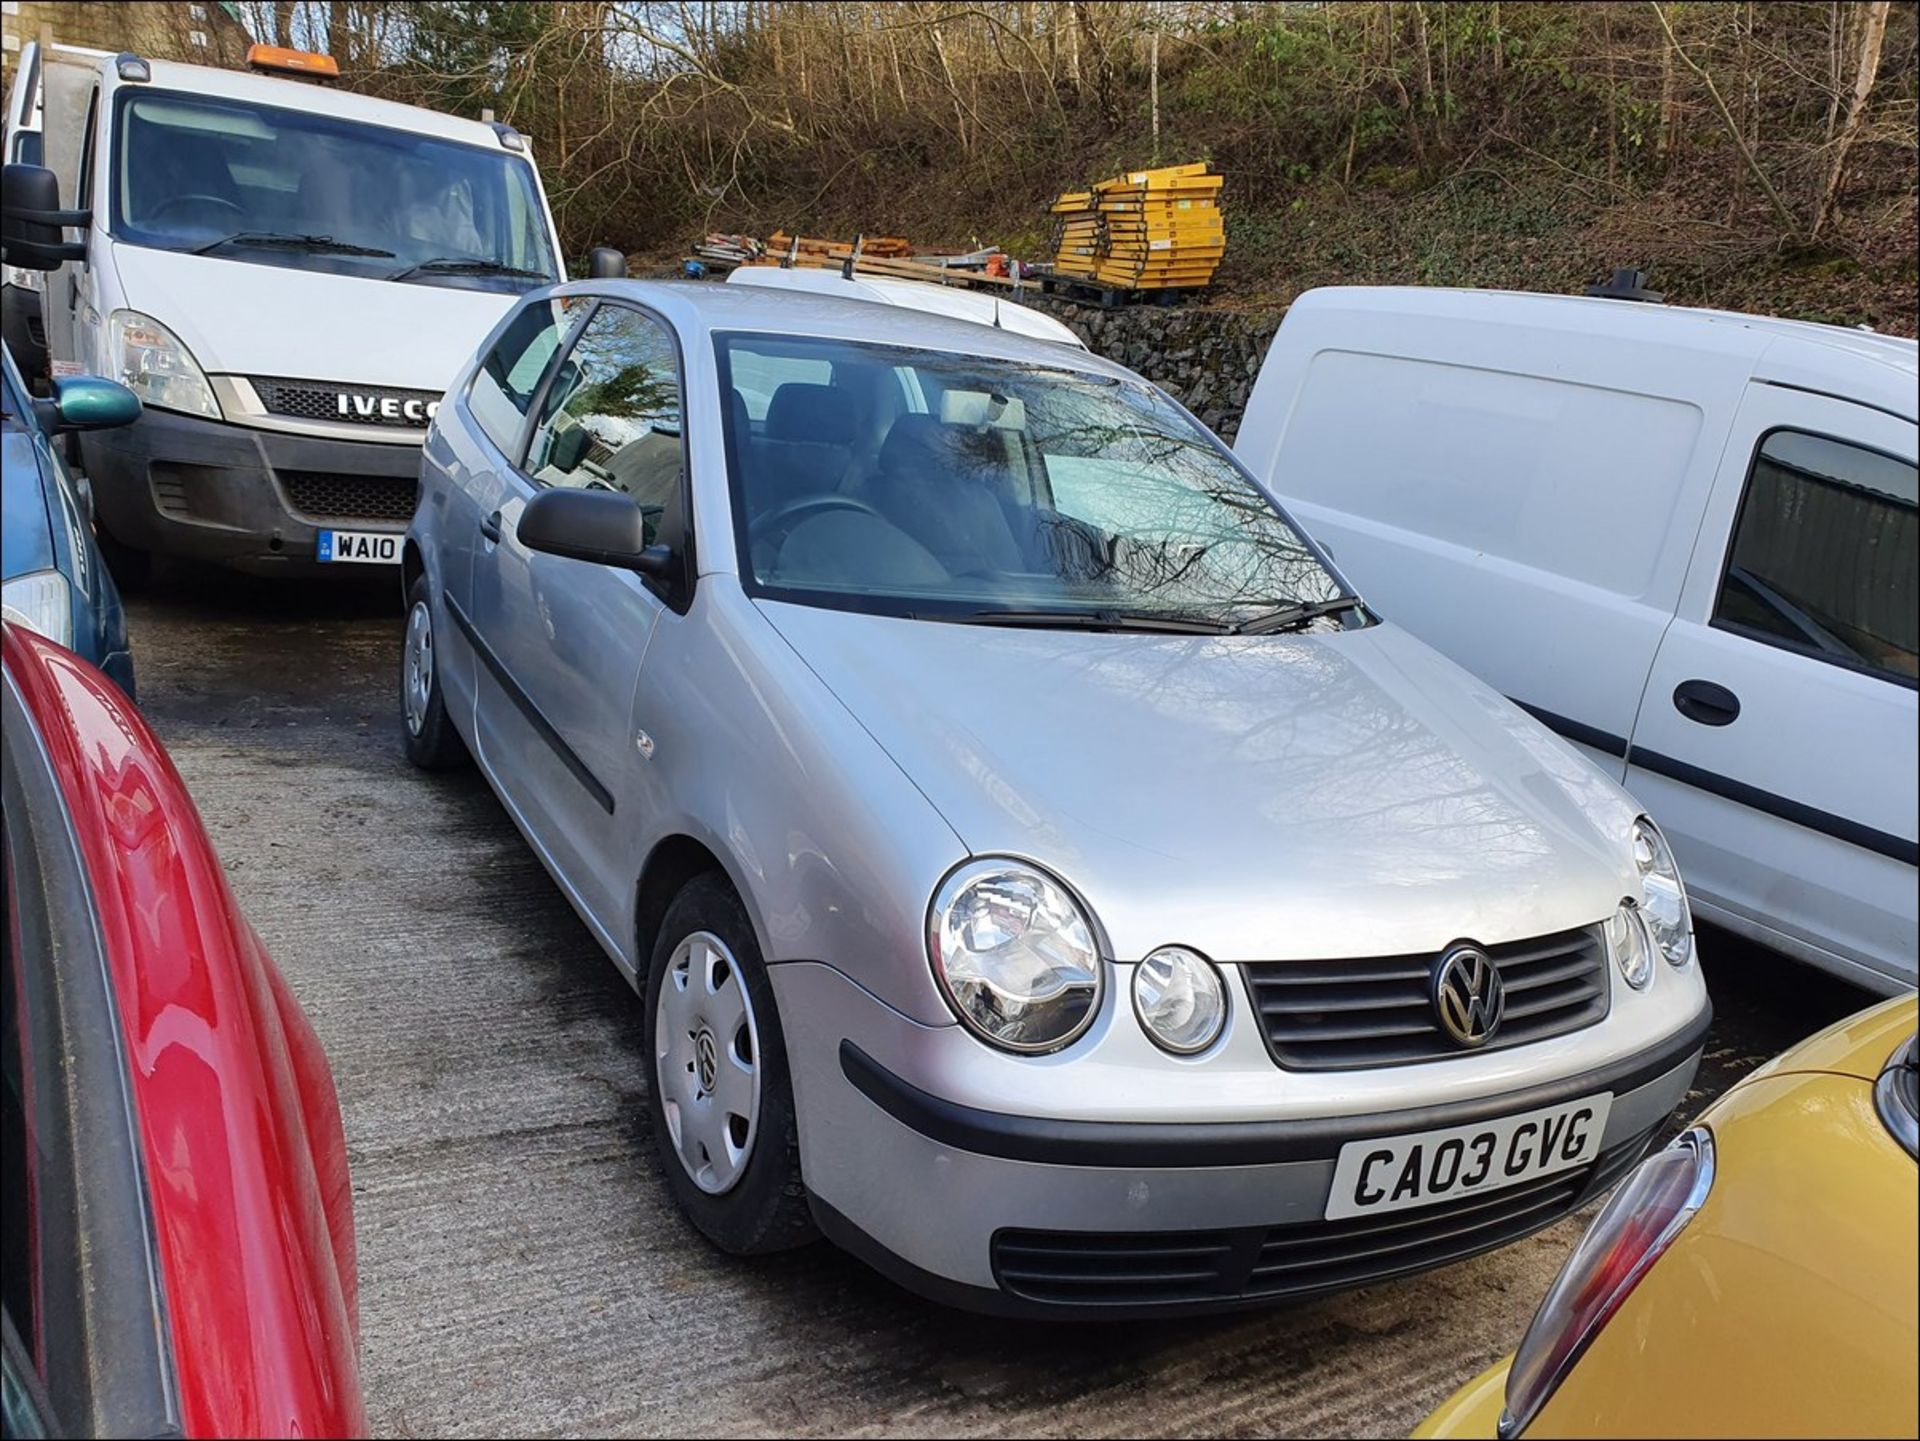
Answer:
[2,570,75,649]
[108,310,221,419]
[1133,946,1227,1054]
[929,859,1103,1053]
[1632,817,1693,968]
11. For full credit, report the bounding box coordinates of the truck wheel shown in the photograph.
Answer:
[400,573,469,770]
[645,872,816,1256]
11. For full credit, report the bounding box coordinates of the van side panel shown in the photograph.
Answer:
[1239,295,1752,777]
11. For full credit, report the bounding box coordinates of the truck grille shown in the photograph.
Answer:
[280,470,418,523]
[1243,926,1610,1071]
[991,1127,1651,1309]
[252,376,441,429]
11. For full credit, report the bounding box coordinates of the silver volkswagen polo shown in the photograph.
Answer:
[402,281,1712,1315]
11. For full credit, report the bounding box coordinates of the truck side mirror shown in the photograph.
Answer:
[588,247,626,280]
[0,163,89,271]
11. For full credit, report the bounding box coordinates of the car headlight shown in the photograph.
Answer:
[1499,1128,1714,1437]
[1604,900,1655,990]
[928,859,1103,1053]
[108,310,220,419]
[1632,816,1693,967]
[1133,946,1227,1054]
[2,570,74,649]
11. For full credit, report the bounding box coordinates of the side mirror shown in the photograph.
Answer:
[1,163,89,271]
[33,376,142,434]
[516,487,674,578]
[587,246,626,280]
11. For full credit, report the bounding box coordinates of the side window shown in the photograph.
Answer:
[466,296,583,459]
[1715,429,1919,682]
[76,88,99,214]
[526,305,683,537]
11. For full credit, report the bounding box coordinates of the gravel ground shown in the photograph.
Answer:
[124,566,1870,1440]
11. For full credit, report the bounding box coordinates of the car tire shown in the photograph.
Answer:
[400,573,469,770]
[644,872,817,1256]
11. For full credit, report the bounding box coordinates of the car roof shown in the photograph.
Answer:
[61,48,513,153]
[558,278,1134,379]
[1288,286,1919,422]
[725,267,1087,349]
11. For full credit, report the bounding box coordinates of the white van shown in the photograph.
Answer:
[2,42,564,576]
[1236,286,1917,994]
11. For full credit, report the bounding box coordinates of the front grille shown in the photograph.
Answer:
[1243,925,1610,1071]
[252,375,440,429]
[280,470,418,523]
[992,1129,1650,1309]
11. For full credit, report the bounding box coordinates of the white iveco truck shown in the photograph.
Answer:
[2,41,566,577]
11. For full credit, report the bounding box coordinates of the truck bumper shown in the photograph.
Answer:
[81,406,420,575]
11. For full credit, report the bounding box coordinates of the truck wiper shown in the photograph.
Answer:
[916,608,1232,634]
[1230,596,1366,636]
[193,231,395,257]
[388,257,552,282]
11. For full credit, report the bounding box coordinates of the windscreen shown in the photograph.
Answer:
[718,332,1346,626]
[112,89,558,290]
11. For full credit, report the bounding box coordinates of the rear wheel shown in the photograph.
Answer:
[644,873,815,1255]
[400,572,468,769]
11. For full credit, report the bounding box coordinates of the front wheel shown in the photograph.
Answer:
[399,573,469,770]
[644,873,816,1255]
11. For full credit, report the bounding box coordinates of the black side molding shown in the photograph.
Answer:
[1510,695,1916,868]
[1628,747,1918,867]
[838,1002,1711,1169]
[444,593,615,815]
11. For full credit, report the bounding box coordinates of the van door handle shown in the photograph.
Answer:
[479,509,502,543]
[1673,679,1740,727]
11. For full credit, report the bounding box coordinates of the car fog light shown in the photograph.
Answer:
[1631,817,1694,968]
[1606,901,1655,991]
[1133,946,1227,1054]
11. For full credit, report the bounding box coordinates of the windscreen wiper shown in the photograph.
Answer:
[388,257,552,282]
[193,231,395,257]
[917,608,1232,634]
[1230,596,1366,636]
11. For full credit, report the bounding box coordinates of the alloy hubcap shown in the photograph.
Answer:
[655,930,761,1195]
[403,599,433,737]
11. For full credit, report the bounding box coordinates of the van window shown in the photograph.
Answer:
[467,297,583,460]
[526,305,683,538]
[1277,352,1704,596]
[1716,430,1918,682]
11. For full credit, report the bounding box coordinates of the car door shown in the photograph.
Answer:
[468,298,690,953]
[427,294,584,733]
[1626,384,1918,989]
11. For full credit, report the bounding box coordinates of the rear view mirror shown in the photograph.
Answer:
[0,164,89,271]
[39,376,142,433]
[517,487,674,579]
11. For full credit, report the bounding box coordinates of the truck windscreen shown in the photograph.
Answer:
[110,89,559,291]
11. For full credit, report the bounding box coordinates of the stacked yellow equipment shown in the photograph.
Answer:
[1048,162,1225,290]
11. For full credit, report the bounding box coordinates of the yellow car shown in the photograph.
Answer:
[1417,995,1918,1439]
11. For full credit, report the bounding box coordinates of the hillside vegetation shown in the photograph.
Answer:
[244,1,1918,329]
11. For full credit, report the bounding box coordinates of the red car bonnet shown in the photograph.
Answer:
[4,624,365,1438]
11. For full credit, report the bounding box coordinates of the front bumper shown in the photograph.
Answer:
[777,961,1710,1317]
[80,406,419,574]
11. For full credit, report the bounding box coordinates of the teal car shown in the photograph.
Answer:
[2,345,141,696]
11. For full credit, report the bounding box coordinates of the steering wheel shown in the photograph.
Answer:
[146,194,246,226]
[749,493,886,544]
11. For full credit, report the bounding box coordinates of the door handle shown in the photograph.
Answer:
[479,509,502,543]
[1673,679,1740,727]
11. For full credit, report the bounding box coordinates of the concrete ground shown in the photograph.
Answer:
[125,567,1870,1440]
